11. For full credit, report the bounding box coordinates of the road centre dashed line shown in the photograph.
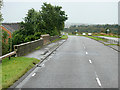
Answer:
[83,42,102,88]
[84,47,86,49]
[89,60,92,64]
[95,71,102,87]
[96,77,102,87]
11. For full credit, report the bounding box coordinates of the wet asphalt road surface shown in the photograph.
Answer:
[16,36,118,88]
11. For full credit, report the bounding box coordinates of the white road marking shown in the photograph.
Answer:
[95,72,102,87]
[83,45,86,49]
[89,60,92,64]
[83,43,86,49]
[86,52,88,54]
[96,77,102,87]
[42,64,45,67]
[32,73,36,76]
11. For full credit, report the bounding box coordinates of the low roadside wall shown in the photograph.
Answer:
[14,39,43,57]
[14,35,60,57]
[41,34,50,45]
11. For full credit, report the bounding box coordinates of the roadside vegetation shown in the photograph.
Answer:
[64,24,118,35]
[105,44,120,46]
[91,34,119,38]
[2,57,40,89]
[85,36,108,42]
[61,35,68,39]
[12,3,68,46]
[52,35,68,43]
[0,0,3,89]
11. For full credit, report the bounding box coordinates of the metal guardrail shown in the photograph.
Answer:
[0,51,16,61]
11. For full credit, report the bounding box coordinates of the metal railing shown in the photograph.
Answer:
[0,51,16,61]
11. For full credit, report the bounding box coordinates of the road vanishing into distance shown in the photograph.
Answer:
[16,36,118,88]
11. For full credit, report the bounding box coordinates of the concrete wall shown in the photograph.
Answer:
[41,34,50,45]
[14,39,43,57]
[14,35,60,57]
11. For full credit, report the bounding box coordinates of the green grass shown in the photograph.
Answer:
[2,57,40,89]
[93,34,120,38]
[0,64,2,90]
[35,46,41,50]
[86,36,108,42]
[51,38,60,43]
[60,35,68,39]
[85,36,120,46]
[51,35,68,43]
[105,44,120,46]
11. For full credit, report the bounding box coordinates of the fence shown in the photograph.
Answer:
[0,51,16,62]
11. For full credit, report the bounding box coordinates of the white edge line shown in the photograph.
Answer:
[32,73,36,76]
[42,64,45,67]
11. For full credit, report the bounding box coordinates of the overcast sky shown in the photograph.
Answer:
[1,0,119,24]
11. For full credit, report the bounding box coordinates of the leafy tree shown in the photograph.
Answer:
[12,31,24,45]
[2,30,9,55]
[41,3,68,35]
[64,24,118,35]
[2,30,8,42]
[12,3,68,45]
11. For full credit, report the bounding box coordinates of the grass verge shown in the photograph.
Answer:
[60,35,68,39]
[86,36,120,46]
[105,44,120,46]
[86,36,108,42]
[2,57,40,89]
[51,35,68,43]
[0,64,2,90]
[35,46,41,50]
[92,34,120,38]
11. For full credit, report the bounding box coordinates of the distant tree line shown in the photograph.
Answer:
[12,3,68,45]
[64,24,118,34]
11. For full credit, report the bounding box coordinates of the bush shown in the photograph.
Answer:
[34,32,41,40]
[12,33,24,45]
[2,42,9,55]
[24,35,35,42]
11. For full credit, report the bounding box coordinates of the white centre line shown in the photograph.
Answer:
[84,46,86,49]
[95,72,102,87]
[83,43,86,49]
[86,52,88,54]
[32,73,36,76]
[89,60,92,64]
[96,77,102,87]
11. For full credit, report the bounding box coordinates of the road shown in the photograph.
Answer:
[16,36,118,88]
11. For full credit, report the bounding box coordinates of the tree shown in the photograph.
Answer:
[2,30,8,42]
[12,3,68,45]
[41,3,68,35]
